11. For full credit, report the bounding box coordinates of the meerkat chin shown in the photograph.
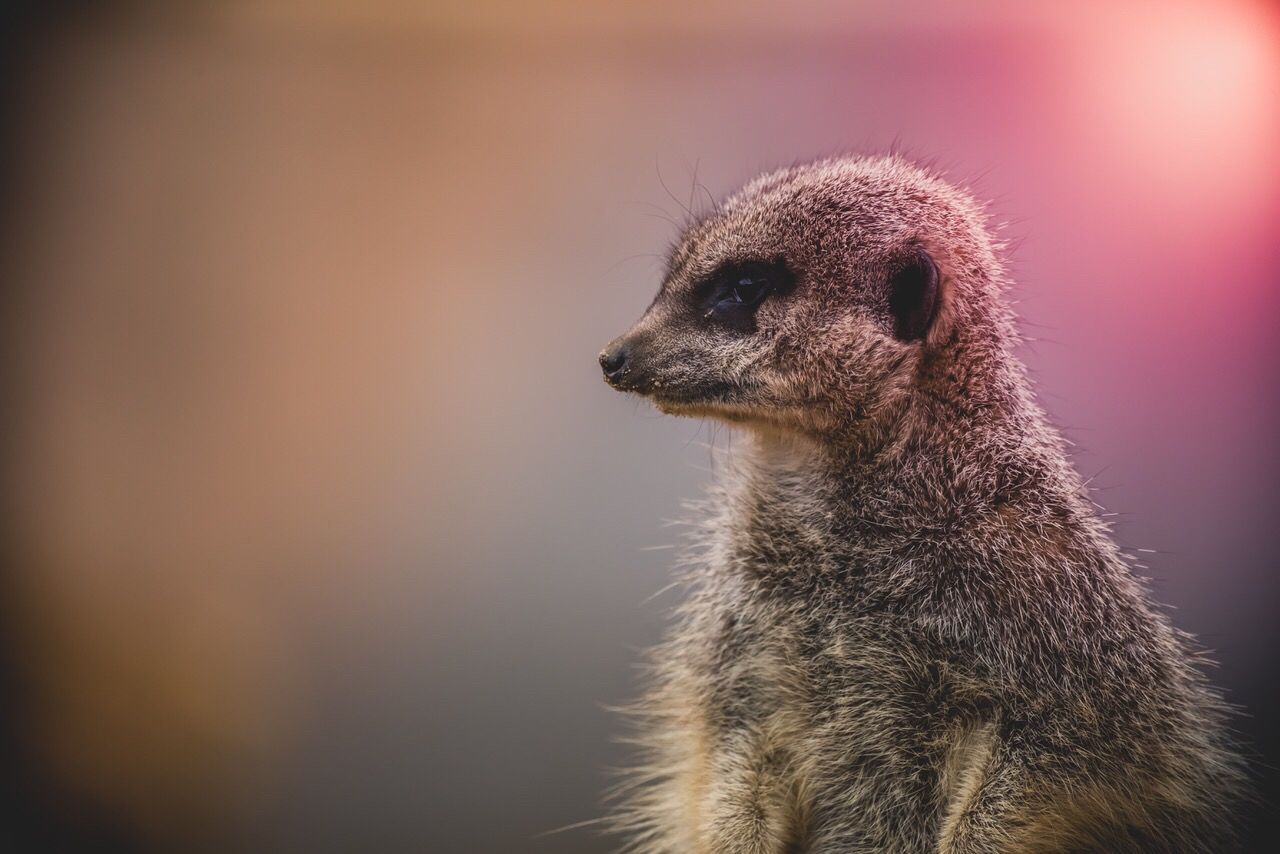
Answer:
[597,155,1246,854]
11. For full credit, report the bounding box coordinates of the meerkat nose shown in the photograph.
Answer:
[600,346,629,381]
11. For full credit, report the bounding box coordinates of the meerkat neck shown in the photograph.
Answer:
[723,379,1072,575]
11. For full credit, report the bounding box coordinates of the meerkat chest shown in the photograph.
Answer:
[704,600,958,736]
[690,593,967,846]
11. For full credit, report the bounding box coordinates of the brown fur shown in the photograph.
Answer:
[599,155,1245,852]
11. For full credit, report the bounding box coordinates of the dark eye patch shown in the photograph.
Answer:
[697,258,794,332]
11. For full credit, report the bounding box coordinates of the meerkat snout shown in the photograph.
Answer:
[598,345,629,383]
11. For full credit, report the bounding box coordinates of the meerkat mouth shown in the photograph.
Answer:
[649,386,769,423]
[646,380,737,408]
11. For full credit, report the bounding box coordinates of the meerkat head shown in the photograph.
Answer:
[600,155,1012,441]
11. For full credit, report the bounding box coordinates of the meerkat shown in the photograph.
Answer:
[597,155,1246,853]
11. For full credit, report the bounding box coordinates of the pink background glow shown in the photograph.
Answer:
[2,1,1278,851]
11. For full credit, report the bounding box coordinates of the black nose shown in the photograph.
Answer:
[599,346,628,379]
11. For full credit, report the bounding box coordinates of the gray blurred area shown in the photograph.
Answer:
[1,2,1277,852]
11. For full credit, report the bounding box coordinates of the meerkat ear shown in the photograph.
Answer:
[887,245,940,342]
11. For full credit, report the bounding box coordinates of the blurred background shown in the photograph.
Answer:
[1,1,1277,851]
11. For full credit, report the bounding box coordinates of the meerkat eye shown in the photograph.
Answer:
[702,260,793,331]
[728,273,768,305]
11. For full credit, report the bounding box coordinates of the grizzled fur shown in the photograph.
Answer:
[599,155,1245,853]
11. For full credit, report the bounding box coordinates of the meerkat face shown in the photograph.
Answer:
[600,157,962,437]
